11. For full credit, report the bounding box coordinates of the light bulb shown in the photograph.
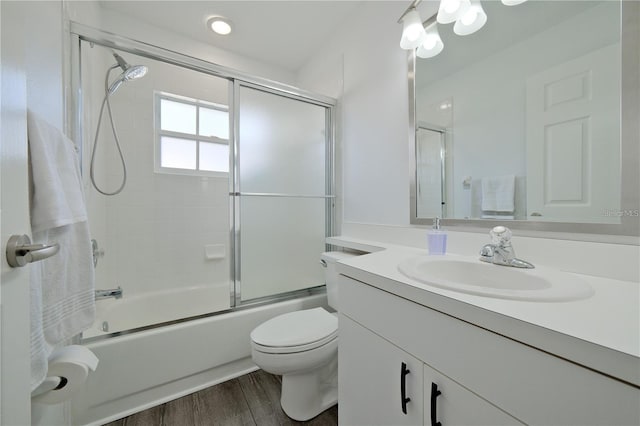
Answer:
[460,9,478,26]
[207,16,233,36]
[423,34,438,50]
[416,23,444,59]
[400,8,426,50]
[437,0,471,24]
[453,0,486,36]
[406,25,423,42]
[443,0,461,14]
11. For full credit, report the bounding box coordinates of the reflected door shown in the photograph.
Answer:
[526,44,621,223]
[235,84,332,302]
[416,127,446,218]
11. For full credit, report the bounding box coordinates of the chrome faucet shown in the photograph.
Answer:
[479,226,534,269]
[95,286,123,300]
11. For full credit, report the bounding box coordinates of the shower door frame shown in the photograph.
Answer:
[231,80,336,306]
[67,23,336,325]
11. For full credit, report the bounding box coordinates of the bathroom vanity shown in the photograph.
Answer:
[334,242,640,425]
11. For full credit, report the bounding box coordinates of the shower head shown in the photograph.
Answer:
[108,53,148,95]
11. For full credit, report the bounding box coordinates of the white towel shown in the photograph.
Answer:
[28,112,87,232]
[27,111,95,391]
[481,175,515,213]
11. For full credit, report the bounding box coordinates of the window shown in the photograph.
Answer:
[155,92,229,175]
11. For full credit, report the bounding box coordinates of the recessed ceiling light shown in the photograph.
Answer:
[207,16,233,36]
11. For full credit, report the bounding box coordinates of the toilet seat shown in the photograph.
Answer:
[251,308,338,354]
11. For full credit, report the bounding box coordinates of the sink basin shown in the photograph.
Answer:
[397,256,594,302]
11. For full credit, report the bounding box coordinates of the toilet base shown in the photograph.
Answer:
[280,356,338,421]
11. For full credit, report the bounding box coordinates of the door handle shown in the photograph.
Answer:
[400,362,411,415]
[430,382,442,426]
[6,234,59,267]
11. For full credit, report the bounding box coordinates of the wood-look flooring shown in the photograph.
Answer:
[103,370,338,426]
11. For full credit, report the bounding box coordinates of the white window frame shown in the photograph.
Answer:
[154,91,229,177]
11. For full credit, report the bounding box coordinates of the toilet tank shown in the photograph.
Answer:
[321,251,359,311]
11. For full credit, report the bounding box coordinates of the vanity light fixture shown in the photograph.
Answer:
[417,19,444,59]
[398,0,527,57]
[437,0,471,24]
[453,0,487,36]
[207,16,233,36]
[400,7,427,49]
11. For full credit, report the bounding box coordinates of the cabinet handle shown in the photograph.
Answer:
[400,362,411,415]
[430,382,442,426]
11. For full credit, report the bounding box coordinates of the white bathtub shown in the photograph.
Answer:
[71,292,328,425]
[83,284,231,338]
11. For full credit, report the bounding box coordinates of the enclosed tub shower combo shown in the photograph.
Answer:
[68,23,336,424]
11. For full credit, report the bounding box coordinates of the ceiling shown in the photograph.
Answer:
[100,1,365,72]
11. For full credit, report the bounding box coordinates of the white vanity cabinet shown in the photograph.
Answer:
[339,315,423,426]
[422,362,523,426]
[340,314,522,426]
[338,274,640,426]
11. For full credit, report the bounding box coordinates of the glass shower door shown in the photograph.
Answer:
[235,84,332,302]
[79,43,233,337]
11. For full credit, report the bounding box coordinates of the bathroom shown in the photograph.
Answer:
[0,0,638,425]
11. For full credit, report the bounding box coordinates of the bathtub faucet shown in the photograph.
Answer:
[95,286,123,300]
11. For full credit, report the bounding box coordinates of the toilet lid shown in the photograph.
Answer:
[251,308,338,349]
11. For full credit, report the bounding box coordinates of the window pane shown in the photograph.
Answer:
[199,107,229,139]
[200,142,229,173]
[161,99,196,134]
[161,136,196,169]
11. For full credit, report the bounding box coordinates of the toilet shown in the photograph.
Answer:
[250,251,356,421]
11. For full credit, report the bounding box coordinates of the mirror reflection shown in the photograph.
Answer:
[414,0,621,224]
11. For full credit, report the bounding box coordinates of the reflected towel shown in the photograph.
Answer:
[481,175,515,213]
[27,111,95,391]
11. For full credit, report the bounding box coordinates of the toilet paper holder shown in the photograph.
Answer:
[31,376,68,398]
[31,345,99,404]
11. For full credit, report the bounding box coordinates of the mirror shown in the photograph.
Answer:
[410,0,639,238]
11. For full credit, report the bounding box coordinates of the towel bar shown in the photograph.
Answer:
[5,234,60,268]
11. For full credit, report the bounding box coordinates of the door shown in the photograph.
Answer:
[339,314,423,425]
[424,363,524,426]
[416,126,446,218]
[235,83,332,302]
[1,1,32,424]
[526,44,620,223]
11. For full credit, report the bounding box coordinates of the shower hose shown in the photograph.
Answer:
[90,64,128,196]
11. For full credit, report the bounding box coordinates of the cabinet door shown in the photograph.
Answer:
[424,364,523,426]
[339,314,423,426]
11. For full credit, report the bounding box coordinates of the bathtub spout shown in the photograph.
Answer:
[95,286,123,300]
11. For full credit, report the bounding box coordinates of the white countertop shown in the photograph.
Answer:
[328,236,640,388]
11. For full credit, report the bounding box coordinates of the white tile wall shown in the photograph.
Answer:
[83,46,232,308]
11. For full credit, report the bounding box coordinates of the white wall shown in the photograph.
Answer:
[298,1,412,226]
